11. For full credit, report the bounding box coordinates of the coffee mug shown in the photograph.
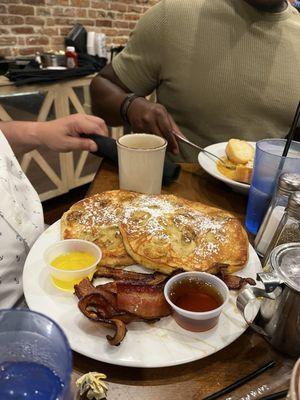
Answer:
[117,134,167,194]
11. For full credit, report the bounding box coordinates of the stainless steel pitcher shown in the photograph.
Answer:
[237,242,300,358]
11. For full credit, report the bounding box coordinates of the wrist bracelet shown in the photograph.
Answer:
[120,93,142,125]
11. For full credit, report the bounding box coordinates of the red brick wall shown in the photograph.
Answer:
[0,0,158,58]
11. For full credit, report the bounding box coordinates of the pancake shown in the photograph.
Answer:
[61,190,138,267]
[119,194,248,274]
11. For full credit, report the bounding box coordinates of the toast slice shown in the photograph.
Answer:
[235,162,253,184]
[226,139,255,165]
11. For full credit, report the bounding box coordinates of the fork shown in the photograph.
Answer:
[173,133,236,170]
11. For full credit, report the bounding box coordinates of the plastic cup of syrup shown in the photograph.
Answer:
[164,272,229,332]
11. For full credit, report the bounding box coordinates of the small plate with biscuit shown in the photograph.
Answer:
[198,140,256,195]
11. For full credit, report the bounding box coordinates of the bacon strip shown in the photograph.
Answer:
[78,292,131,321]
[215,264,256,290]
[74,278,96,299]
[220,274,256,290]
[93,266,168,285]
[116,281,171,319]
[78,291,135,346]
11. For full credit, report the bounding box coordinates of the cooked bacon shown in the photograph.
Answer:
[215,264,256,290]
[100,281,117,294]
[76,280,170,321]
[78,292,120,320]
[116,281,171,319]
[107,319,127,346]
[93,266,168,285]
[74,278,95,299]
[78,294,127,346]
[75,273,170,346]
[220,274,256,290]
[213,263,230,272]
[78,292,136,346]
[74,278,117,299]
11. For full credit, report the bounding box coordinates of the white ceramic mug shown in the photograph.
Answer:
[117,134,167,194]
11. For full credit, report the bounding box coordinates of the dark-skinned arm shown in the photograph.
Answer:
[90,64,183,153]
[90,63,130,126]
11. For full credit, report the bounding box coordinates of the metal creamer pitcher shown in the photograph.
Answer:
[237,243,300,358]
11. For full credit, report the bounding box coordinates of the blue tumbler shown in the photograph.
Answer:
[246,139,300,235]
[0,309,72,400]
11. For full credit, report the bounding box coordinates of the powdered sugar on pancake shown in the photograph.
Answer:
[79,199,120,228]
[62,190,248,272]
[121,194,228,259]
[122,195,176,239]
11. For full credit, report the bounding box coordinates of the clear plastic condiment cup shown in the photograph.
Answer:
[164,272,229,332]
[44,239,102,292]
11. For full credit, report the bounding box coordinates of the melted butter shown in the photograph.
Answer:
[51,272,94,292]
[51,251,96,271]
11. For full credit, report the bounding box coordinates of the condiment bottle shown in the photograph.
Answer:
[65,46,78,69]
[254,173,300,257]
[262,191,300,268]
[35,51,42,69]
[96,33,107,59]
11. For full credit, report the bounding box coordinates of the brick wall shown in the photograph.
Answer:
[0,0,158,58]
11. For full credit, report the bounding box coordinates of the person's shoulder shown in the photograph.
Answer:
[163,0,217,19]
[164,0,206,11]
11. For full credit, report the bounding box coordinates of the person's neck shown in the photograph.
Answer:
[244,1,287,13]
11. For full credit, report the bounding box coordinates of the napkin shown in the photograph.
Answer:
[84,134,181,185]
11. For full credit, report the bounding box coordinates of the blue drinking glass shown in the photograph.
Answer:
[0,309,72,400]
[245,139,300,235]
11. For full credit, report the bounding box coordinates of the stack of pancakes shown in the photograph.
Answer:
[61,190,248,275]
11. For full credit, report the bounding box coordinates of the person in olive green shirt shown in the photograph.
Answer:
[91,0,300,162]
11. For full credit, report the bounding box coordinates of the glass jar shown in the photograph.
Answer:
[262,191,300,268]
[255,173,300,257]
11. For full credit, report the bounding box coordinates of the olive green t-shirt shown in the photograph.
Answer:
[112,0,300,162]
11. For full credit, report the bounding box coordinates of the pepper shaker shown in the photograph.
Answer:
[255,173,300,257]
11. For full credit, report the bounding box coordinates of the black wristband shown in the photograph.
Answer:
[120,93,142,125]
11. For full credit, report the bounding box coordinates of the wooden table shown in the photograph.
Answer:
[71,161,289,400]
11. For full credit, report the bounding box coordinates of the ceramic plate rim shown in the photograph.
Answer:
[23,220,261,368]
[198,142,256,190]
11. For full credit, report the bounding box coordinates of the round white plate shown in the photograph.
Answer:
[23,220,261,368]
[198,142,256,195]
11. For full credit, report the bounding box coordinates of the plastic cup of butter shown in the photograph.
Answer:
[44,239,102,292]
[164,272,229,332]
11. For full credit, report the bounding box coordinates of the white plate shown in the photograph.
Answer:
[23,220,261,368]
[198,142,256,195]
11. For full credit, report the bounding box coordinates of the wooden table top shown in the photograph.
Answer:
[71,161,288,400]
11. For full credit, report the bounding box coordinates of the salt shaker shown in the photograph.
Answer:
[255,173,300,257]
[262,191,300,268]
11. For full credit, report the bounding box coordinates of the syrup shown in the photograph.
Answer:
[169,278,223,312]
